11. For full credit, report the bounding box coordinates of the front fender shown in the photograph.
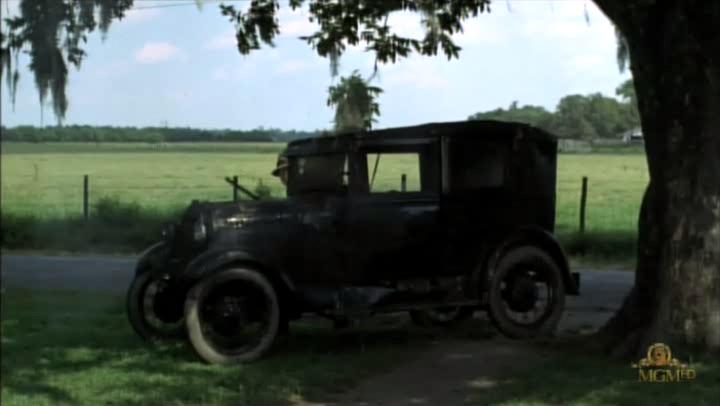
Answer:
[179,249,297,293]
[135,242,169,276]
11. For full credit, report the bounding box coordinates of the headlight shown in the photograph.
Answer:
[192,217,207,242]
[161,223,176,240]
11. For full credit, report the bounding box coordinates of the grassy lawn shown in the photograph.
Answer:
[0,289,437,406]
[469,345,720,406]
[3,289,716,405]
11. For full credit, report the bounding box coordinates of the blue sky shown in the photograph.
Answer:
[0,0,630,131]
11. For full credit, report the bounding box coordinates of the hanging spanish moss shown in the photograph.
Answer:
[327,70,383,133]
[0,0,133,123]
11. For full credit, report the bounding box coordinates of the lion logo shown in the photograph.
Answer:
[632,343,687,368]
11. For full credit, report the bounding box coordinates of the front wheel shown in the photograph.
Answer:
[486,246,565,339]
[126,271,186,341]
[185,268,281,364]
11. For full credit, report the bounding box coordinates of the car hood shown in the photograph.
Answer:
[196,199,298,229]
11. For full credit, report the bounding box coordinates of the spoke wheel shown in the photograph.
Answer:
[127,271,186,341]
[185,268,280,364]
[487,246,565,338]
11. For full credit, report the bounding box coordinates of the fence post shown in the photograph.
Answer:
[579,176,588,234]
[232,175,239,202]
[401,174,407,192]
[83,174,89,221]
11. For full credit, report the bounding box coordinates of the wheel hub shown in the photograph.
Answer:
[210,296,247,336]
[506,275,539,313]
[152,282,184,323]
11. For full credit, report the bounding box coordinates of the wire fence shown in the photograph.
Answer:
[0,173,642,237]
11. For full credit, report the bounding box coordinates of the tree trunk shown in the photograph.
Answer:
[592,0,720,357]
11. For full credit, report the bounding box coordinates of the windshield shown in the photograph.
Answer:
[287,153,348,196]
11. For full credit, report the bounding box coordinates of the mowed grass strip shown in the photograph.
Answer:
[0,289,446,406]
[0,142,648,233]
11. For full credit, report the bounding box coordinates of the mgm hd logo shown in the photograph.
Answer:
[632,343,697,382]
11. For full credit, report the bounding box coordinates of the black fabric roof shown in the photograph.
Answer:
[287,120,557,154]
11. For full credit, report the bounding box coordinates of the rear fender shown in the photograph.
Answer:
[482,227,579,295]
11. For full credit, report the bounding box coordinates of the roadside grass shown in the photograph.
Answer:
[468,343,720,406]
[0,199,181,253]
[0,197,638,260]
[0,289,492,406]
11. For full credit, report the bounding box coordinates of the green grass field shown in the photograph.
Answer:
[0,142,648,256]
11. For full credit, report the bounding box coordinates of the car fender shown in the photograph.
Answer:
[179,249,297,295]
[135,242,169,276]
[481,227,579,295]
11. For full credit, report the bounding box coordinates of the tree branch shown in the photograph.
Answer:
[591,0,640,35]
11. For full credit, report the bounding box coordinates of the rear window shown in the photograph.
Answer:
[366,152,422,193]
[450,142,506,190]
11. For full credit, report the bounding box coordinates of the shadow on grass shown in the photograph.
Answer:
[4,289,717,406]
[462,341,720,406]
[0,289,494,406]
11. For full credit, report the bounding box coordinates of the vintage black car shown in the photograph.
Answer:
[127,120,580,364]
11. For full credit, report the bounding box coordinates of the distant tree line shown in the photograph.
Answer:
[2,80,638,143]
[0,125,325,143]
[468,79,640,140]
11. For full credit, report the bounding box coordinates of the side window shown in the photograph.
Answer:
[288,153,347,195]
[451,142,506,190]
[366,152,421,193]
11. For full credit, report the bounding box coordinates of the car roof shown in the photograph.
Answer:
[286,120,557,155]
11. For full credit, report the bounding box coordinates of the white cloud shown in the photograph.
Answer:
[165,90,193,106]
[206,30,236,50]
[453,18,502,46]
[274,59,312,75]
[211,61,257,81]
[387,12,424,39]
[135,42,183,64]
[276,6,319,37]
[571,54,605,71]
[281,19,318,37]
[381,58,451,90]
[121,8,162,25]
[211,66,232,81]
[519,1,612,42]
[91,61,134,78]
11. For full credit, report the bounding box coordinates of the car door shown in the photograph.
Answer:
[340,138,443,284]
[286,151,351,285]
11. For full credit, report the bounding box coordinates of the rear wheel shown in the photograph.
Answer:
[185,268,281,364]
[486,246,565,338]
[126,271,186,341]
[410,306,474,327]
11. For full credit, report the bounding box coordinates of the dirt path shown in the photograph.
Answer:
[309,339,549,406]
